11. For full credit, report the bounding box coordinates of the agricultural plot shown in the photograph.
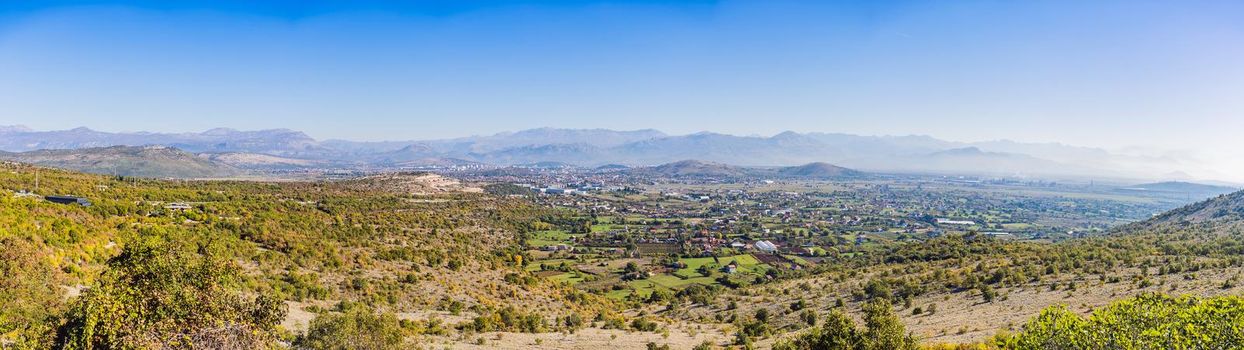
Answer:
[673,254,763,278]
[525,229,579,247]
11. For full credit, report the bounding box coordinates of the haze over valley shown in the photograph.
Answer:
[3,1,1243,349]
[0,125,1228,185]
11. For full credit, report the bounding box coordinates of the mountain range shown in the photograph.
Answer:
[0,125,1212,182]
[0,145,241,178]
[621,160,864,180]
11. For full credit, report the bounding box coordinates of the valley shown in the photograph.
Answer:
[2,159,1242,349]
[5,1,1241,348]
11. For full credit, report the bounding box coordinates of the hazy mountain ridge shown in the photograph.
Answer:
[0,145,241,178]
[1115,181,1239,199]
[634,160,753,179]
[629,160,865,180]
[775,162,864,179]
[0,126,1206,181]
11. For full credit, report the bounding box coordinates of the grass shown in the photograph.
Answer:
[1002,223,1034,230]
[673,254,762,278]
[525,229,578,247]
[605,289,632,300]
[525,258,575,272]
[783,255,810,266]
[649,274,717,288]
[548,272,587,285]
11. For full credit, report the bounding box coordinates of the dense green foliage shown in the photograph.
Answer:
[998,293,1244,349]
[56,235,286,350]
[0,164,612,348]
[774,300,918,350]
[0,237,64,348]
[295,307,405,350]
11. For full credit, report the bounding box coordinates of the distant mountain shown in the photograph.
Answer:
[838,147,1114,179]
[0,126,1209,181]
[1115,181,1239,200]
[426,128,666,154]
[775,162,863,179]
[631,160,863,180]
[369,144,439,164]
[201,152,321,170]
[636,160,753,179]
[471,143,606,165]
[0,126,322,156]
[595,164,630,171]
[0,146,240,178]
[388,157,486,168]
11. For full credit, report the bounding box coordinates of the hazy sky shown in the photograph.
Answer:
[1,1,1242,177]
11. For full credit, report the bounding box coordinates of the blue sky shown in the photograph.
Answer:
[1,1,1242,175]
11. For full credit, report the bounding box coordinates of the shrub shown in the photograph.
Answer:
[999,293,1244,349]
[773,300,917,350]
[55,236,286,349]
[296,306,406,350]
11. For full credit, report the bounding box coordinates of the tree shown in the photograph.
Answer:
[773,310,860,350]
[980,284,997,303]
[0,237,64,348]
[774,300,916,350]
[56,236,286,350]
[1001,293,1244,350]
[862,299,918,350]
[624,261,640,274]
[296,306,406,350]
[697,264,713,277]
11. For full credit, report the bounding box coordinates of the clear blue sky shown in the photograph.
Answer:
[0,1,1241,161]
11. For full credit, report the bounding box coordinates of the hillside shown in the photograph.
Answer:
[0,145,241,178]
[203,152,322,169]
[1115,181,1239,199]
[3,165,1244,348]
[636,160,753,179]
[0,164,616,348]
[774,162,863,179]
[1132,189,1244,227]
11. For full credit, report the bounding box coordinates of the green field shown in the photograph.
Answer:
[525,230,578,247]
[673,254,763,278]
[525,258,575,272]
[649,274,717,288]
[548,271,588,285]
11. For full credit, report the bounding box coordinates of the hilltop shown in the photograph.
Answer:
[774,162,863,179]
[636,160,753,179]
[629,160,864,180]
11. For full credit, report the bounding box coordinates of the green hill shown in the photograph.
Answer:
[0,145,241,178]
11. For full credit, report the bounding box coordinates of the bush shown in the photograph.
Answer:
[296,306,406,350]
[631,317,659,332]
[774,300,917,350]
[0,237,64,348]
[999,293,1244,349]
[55,236,286,349]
